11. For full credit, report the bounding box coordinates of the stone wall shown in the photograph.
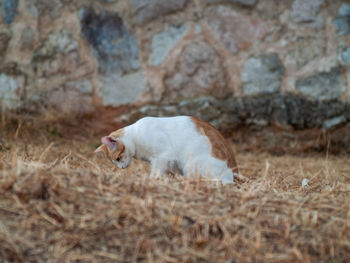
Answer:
[1,0,350,130]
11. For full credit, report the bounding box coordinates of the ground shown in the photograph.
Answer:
[0,117,350,263]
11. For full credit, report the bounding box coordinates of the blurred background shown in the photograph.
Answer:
[1,0,350,152]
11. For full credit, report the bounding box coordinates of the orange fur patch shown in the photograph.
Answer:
[191,116,239,173]
[95,128,126,159]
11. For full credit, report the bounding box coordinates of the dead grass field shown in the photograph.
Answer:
[0,119,350,263]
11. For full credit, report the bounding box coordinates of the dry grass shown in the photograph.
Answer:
[0,122,350,263]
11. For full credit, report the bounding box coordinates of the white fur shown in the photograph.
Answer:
[114,116,235,184]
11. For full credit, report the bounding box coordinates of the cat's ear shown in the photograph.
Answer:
[101,136,118,151]
[94,144,108,155]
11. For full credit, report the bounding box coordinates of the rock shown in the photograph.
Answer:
[115,93,350,133]
[80,8,146,106]
[164,41,229,101]
[286,37,324,70]
[80,8,140,74]
[290,0,323,23]
[100,71,147,106]
[256,0,293,19]
[0,73,25,110]
[151,25,187,66]
[323,115,346,130]
[205,6,271,54]
[130,0,189,25]
[32,30,79,77]
[334,4,350,35]
[36,30,78,56]
[43,80,94,114]
[46,88,94,115]
[204,0,256,6]
[64,80,93,94]
[25,0,63,19]
[20,27,38,50]
[241,53,285,95]
[1,0,19,25]
[0,31,11,60]
[341,47,350,66]
[296,67,346,101]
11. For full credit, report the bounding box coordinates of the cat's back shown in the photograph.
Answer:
[134,116,193,134]
[133,116,238,173]
[190,117,238,174]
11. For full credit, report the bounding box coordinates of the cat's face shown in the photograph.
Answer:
[95,136,131,169]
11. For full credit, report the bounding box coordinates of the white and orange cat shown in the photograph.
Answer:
[95,116,239,184]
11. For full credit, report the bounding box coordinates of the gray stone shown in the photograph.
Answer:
[205,6,271,54]
[334,4,350,35]
[151,25,187,66]
[46,88,94,114]
[286,37,324,70]
[32,30,79,77]
[204,0,256,6]
[0,31,11,60]
[341,47,350,66]
[130,0,189,25]
[26,0,63,19]
[164,41,229,100]
[36,30,78,56]
[20,27,38,50]
[115,93,350,134]
[1,0,18,25]
[0,73,25,110]
[241,53,285,95]
[296,67,346,101]
[323,115,346,130]
[80,8,140,74]
[290,0,323,23]
[256,0,294,19]
[100,71,147,106]
[64,80,92,94]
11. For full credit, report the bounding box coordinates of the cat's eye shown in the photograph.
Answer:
[116,157,121,161]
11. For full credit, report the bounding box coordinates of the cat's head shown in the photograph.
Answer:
[95,136,131,169]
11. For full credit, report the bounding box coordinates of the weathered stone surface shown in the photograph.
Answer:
[334,4,350,35]
[164,41,229,100]
[26,0,63,19]
[2,0,18,25]
[286,37,324,69]
[46,88,93,114]
[32,30,79,77]
[323,115,346,130]
[341,47,350,66]
[65,80,93,94]
[0,31,11,60]
[290,0,323,23]
[80,8,140,74]
[241,53,285,95]
[100,72,147,106]
[205,6,271,54]
[256,0,293,19]
[116,93,350,132]
[130,0,188,25]
[296,67,346,101]
[20,27,38,50]
[204,0,256,6]
[0,73,25,110]
[151,25,186,66]
[80,8,146,106]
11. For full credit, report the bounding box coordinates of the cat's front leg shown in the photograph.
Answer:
[150,158,168,178]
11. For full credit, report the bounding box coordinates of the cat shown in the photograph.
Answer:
[94,116,240,184]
